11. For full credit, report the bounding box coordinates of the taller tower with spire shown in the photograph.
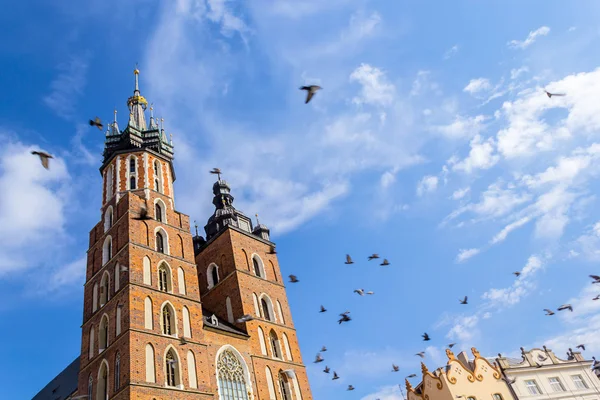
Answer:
[71,68,314,400]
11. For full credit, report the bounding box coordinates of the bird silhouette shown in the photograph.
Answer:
[133,206,153,221]
[415,352,425,358]
[392,364,399,372]
[319,305,327,313]
[332,371,339,380]
[368,254,380,261]
[544,309,555,316]
[513,271,521,277]
[380,259,390,266]
[89,117,103,130]
[557,304,573,312]
[236,314,254,323]
[577,344,586,351]
[354,289,365,296]
[323,366,330,373]
[321,346,327,352]
[459,296,468,305]
[422,332,431,341]
[338,313,352,324]
[347,385,355,391]
[593,295,600,301]
[544,89,566,98]
[366,291,375,295]
[289,275,299,283]
[448,343,456,349]
[407,374,417,378]
[345,254,354,264]
[590,275,600,283]
[31,151,54,170]
[314,353,324,363]
[300,85,322,104]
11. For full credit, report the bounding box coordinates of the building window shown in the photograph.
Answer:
[212,267,219,286]
[99,315,109,352]
[253,256,265,278]
[162,304,176,336]
[102,236,113,265]
[217,348,250,400]
[572,375,588,390]
[467,397,476,400]
[129,157,136,173]
[104,207,113,232]
[87,375,93,399]
[97,362,108,400]
[155,203,162,222]
[493,394,503,400]
[261,298,272,321]
[207,264,219,289]
[548,377,566,392]
[100,272,110,307]
[154,161,163,193]
[129,175,136,190]
[525,380,542,395]
[166,351,177,387]
[106,165,114,200]
[158,265,171,292]
[279,373,293,400]
[115,353,121,391]
[145,344,156,383]
[270,330,282,359]
[156,232,165,253]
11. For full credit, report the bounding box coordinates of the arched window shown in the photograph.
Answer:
[183,306,192,338]
[156,231,165,253]
[207,263,219,289]
[106,165,114,200]
[145,344,156,383]
[114,353,121,391]
[88,326,95,360]
[279,372,293,400]
[155,202,162,222]
[96,361,108,400]
[102,236,113,265]
[129,175,136,190]
[269,330,282,359]
[177,267,186,295]
[252,293,260,316]
[116,305,122,336]
[114,263,120,292]
[158,263,172,292]
[100,271,110,307]
[99,315,109,352]
[128,156,136,190]
[277,300,285,325]
[187,350,198,389]
[162,303,176,336]
[129,157,136,173]
[144,297,153,330]
[154,160,163,193]
[252,255,266,278]
[87,375,93,399]
[165,349,181,387]
[258,327,267,355]
[143,256,151,285]
[93,283,99,312]
[260,295,276,322]
[282,333,293,361]
[217,348,250,400]
[265,366,276,400]
[104,207,113,232]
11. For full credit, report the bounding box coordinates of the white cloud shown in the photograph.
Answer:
[416,175,439,196]
[568,26,577,32]
[490,216,532,244]
[508,26,550,49]
[411,70,440,97]
[451,187,470,200]
[434,115,487,139]
[361,385,404,400]
[510,66,529,80]
[482,255,543,307]
[444,44,459,60]
[350,63,396,107]
[31,255,87,296]
[381,170,396,189]
[456,248,480,263]
[451,135,499,173]
[447,314,479,341]
[464,78,492,94]
[43,55,89,120]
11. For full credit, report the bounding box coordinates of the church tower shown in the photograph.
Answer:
[73,68,314,400]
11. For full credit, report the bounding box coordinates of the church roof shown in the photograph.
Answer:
[202,307,249,337]
[31,357,79,400]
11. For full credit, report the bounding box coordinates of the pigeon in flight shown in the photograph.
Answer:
[392,364,399,372]
[354,289,365,296]
[31,151,54,170]
[289,275,299,283]
[407,374,417,378]
[380,259,390,266]
[557,304,573,312]
[314,354,324,363]
[89,117,104,130]
[323,366,330,373]
[133,206,153,221]
[345,254,354,264]
[236,314,254,323]
[338,313,352,324]
[544,89,566,98]
[422,332,431,341]
[448,343,456,349]
[368,254,380,261]
[593,295,600,301]
[319,305,327,313]
[544,309,555,316]
[300,85,322,104]
[366,291,375,295]
[577,344,586,351]
[332,371,339,380]
[590,275,600,284]
[347,385,355,391]
[415,352,425,358]
[513,271,521,277]
[459,296,468,305]
[321,346,327,352]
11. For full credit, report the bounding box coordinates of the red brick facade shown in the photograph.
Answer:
[76,148,313,400]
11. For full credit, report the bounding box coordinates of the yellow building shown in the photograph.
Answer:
[407,348,516,400]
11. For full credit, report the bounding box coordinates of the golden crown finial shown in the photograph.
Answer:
[421,362,429,374]
[471,347,481,359]
[405,379,414,392]
[134,62,140,75]
[446,348,457,360]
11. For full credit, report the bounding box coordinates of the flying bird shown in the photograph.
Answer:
[544,89,566,98]
[392,364,399,372]
[513,271,521,277]
[590,275,600,283]
[289,275,299,283]
[300,85,322,104]
[459,296,468,305]
[338,314,352,324]
[544,309,555,316]
[314,354,324,363]
[354,289,365,296]
[366,291,375,295]
[340,311,351,316]
[133,206,153,221]
[407,374,417,378]
[236,314,254,323]
[31,151,54,170]
[577,344,586,351]
[593,295,600,301]
[448,343,456,349]
[323,366,330,373]
[89,117,103,130]
[368,254,380,261]
[321,346,327,352]
[415,352,425,358]
[422,332,431,341]
[332,371,339,380]
[380,259,390,266]
[319,305,327,313]
[345,254,354,264]
[347,385,355,391]
[557,304,573,312]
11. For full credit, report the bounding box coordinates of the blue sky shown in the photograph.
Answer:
[3,0,600,399]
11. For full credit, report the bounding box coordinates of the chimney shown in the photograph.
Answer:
[457,351,471,369]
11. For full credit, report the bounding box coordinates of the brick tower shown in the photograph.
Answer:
[73,68,313,400]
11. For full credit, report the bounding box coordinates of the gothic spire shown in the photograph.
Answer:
[127,66,148,130]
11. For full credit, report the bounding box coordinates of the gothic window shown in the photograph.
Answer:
[93,283,99,312]
[155,203,162,222]
[143,256,151,285]
[277,300,285,325]
[156,231,165,253]
[116,304,122,335]
[207,263,219,289]
[212,267,219,286]
[260,295,276,322]
[269,330,282,359]
[158,264,171,292]
[97,361,108,400]
[102,236,113,265]
[145,344,156,383]
[87,375,93,399]
[154,160,163,193]
[187,350,198,389]
[104,207,113,232]
[162,303,176,336]
[258,327,267,355]
[129,175,136,190]
[217,348,250,400]
[129,157,136,173]
[114,353,121,391]
[279,373,293,400]
[282,333,293,361]
[183,306,192,337]
[99,271,110,307]
[106,165,114,200]
[144,297,153,330]
[252,256,265,278]
[177,267,186,295]
[99,315,109,352]
[88,326,95,360]
[165,349,180,387]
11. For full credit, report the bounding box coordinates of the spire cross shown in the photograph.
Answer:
[113,108,117,123]
[194,220,198,236]
[134,63,140,92]
[160,118,164,131]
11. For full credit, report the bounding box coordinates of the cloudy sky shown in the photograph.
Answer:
[3,0,600,399]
